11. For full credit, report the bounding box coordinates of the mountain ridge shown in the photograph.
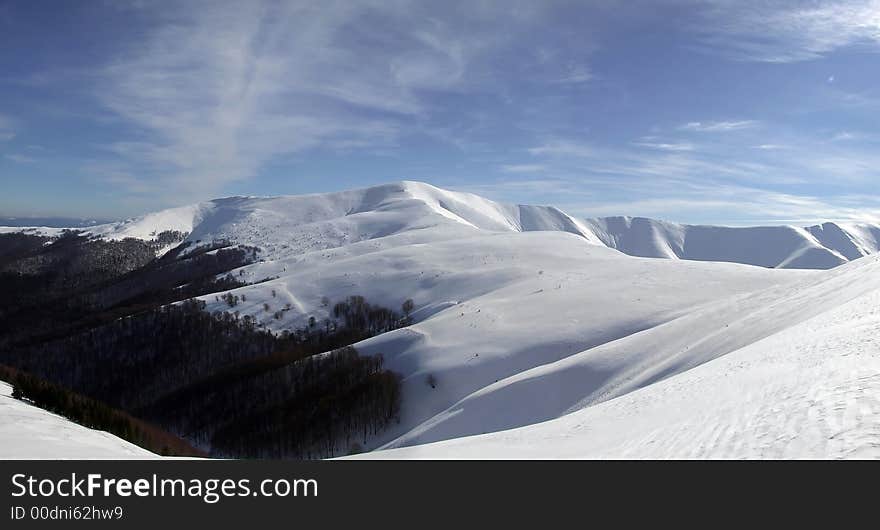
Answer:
[582,215,880,269]
[3,180,879,458]
[18,180,873,270]
[2,181,878,271]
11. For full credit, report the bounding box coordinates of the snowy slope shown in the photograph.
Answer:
[195,230,807,451]
[366,251,880,451]
[4,182,877,270]
[584,216,880,269]
[0,382,156,459]
[806,222,880,262]
[353,255,880,459]
[4,181,879,459]
[88,203,209,241]
[77,181,602,254]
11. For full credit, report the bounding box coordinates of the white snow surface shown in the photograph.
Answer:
[112,181,604,254]
[4,182,877,269]
[0,382,156,459]
[211,231,806,449]
[353,254,880,459]
[3,181,879,459]
[584,216,880,269]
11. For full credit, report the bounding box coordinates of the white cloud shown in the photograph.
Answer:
[679,120,759,132]
[4,154,36,164]
[0,113,14,141]
[527,140,596,158]
[90,0,552,201]
[454,178,588,198]
[522,128,880,224]
[632,142,696,151]
[550,65,593,84]
[828,130,880,142]
[694,0,880,63]
[500,164,547,173]
[571,188,878,225]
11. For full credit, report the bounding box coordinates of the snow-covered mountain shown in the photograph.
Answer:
[9,180,875,269]
[77,181,604,253]
[584,216,880,269]
[3,180,879,459]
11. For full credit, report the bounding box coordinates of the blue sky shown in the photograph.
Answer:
[1,0,879,224]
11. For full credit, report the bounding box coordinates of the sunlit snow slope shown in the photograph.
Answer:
[4,181,878,269]
[584,216,880,269]
[0,382,156,459]
[207,231,807,449]
[355,254,880,459]
[78,181,602,252]
[3,181,878,458]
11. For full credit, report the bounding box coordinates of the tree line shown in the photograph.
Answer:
[0,231,406,458]
[0,364,204,457]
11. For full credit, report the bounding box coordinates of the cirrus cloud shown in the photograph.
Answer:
[692,0,880,63]
[679,120,759,132]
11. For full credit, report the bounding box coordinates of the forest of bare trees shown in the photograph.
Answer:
[0,232,404,458]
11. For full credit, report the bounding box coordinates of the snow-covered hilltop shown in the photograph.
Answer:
[71,181,604,255]
[8,180,875,269]
[2,180,879,459]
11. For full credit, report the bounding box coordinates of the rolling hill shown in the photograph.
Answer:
[1,180,878,459]
[354,253,880,459]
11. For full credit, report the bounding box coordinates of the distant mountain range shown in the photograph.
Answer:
[5,180,876,270]
[584,216,880,269]
[3,180,880,459]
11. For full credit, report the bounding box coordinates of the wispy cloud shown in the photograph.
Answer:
[550,65,593,84]
[826,130,880,143]
[694,0,880,63]
[679,120,759,132]
[572,187,880,225]
[829,89,880,108]
[0,113,14,141]
[88,0,556,202]
[527,140,596,158]
[94,2,409,200]
[500,164,548,173]
[6,0,880,224]
[632,141,696,151]
[753,144,789,150]
[521,127,880,224]
[4,154,36,164]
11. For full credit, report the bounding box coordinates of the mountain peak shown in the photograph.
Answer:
[3,181,879,269]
